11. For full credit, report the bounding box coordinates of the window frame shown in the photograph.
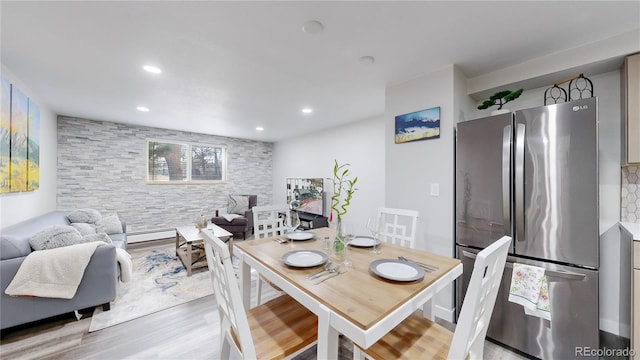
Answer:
[146,138,227,184]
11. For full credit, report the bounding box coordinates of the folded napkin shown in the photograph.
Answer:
[508,263,551,321]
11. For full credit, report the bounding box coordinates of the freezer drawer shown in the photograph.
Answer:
[457,246,599,359]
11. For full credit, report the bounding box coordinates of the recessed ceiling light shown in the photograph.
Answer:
[143,65,162,74]
[256,126,264,131]
[358,56,375,65]
[301,108,313,114]
[136,106,150,112]
[302,20,324,35]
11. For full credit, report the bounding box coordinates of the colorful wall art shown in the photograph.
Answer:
[0,76,40,193]
[1,78,10,193]
[27,98,40,191]
[394,106,440,144]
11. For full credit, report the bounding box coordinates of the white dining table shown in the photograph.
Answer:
[234,227,463,359]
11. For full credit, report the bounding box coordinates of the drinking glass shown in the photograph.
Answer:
[341,222,354,267]
[366,216,382,254]
[285,210,300,248]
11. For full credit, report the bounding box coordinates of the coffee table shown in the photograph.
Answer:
[175,224,232,276]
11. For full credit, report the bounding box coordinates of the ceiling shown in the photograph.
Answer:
[2,1,639,142]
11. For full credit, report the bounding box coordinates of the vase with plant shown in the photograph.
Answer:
[328,160,358,258]
[478,89,523,115]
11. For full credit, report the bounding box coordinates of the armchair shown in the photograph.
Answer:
[211,195,257,240]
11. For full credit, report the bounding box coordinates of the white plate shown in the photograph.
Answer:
[282,250,328,268]
[285,231,315,241]
[348,236,381,248]
[369,259,425,282]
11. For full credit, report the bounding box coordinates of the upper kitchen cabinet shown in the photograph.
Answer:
[623,53,640,165]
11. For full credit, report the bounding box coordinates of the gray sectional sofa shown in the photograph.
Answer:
[0,210,127,331]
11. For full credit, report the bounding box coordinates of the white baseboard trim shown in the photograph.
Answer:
[128,230,176,243]
[435,304,455,323]
[600,318,629,337]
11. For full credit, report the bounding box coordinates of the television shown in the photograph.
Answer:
[286,178,324,216]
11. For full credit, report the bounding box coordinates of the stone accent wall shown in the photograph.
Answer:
[622,166,640,222]
[57,116,273,233]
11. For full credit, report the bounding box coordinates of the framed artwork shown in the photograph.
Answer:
[0,76,40,193]
[394,106,440,144]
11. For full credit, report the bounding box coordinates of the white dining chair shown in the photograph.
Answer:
[376,207,426,315]
[253,204,288,239]
[377,207,419,248]
[253,204,288,306]
[202,230,318,360]
[354,235,511,360]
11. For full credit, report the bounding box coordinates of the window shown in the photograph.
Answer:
[147,140,226,183]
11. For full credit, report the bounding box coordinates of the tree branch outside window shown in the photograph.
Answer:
[147,140,225,183]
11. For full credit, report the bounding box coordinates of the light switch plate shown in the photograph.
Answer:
[430,183,439,196]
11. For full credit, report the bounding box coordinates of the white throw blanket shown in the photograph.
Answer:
[116,247,133,283]
[5,241,103,299]
[221,213,242,222]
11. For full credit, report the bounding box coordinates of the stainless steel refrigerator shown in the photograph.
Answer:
[455,97,599,359]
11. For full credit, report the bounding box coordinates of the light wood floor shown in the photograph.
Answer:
[0,239,528,360]
[0,292,528,360]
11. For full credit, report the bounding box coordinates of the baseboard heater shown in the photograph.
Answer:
[127,228,176,243]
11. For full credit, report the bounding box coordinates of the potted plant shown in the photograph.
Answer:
[477,89,523,115]
[327,160,358,256]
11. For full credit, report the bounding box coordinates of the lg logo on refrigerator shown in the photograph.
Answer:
[572,105,589,111]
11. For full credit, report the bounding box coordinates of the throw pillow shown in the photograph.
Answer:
[95,215,123,235]
[29,225,84,251]
[227,195,249,215]
[82,232,113,245]
[71,222,97,236]
[67,208,102,224]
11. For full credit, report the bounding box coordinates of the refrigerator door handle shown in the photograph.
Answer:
[462,250,478,259]
[462,251,587,280]
[502,125,512,236]
[505,262,586,281]
[515,123,526,242]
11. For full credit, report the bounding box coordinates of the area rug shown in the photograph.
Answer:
[88,242,213,332]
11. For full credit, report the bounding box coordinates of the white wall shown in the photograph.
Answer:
[386,65,457,256]
[385,65,458,320]
[272,115,385,235]
[0,64,57,228]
